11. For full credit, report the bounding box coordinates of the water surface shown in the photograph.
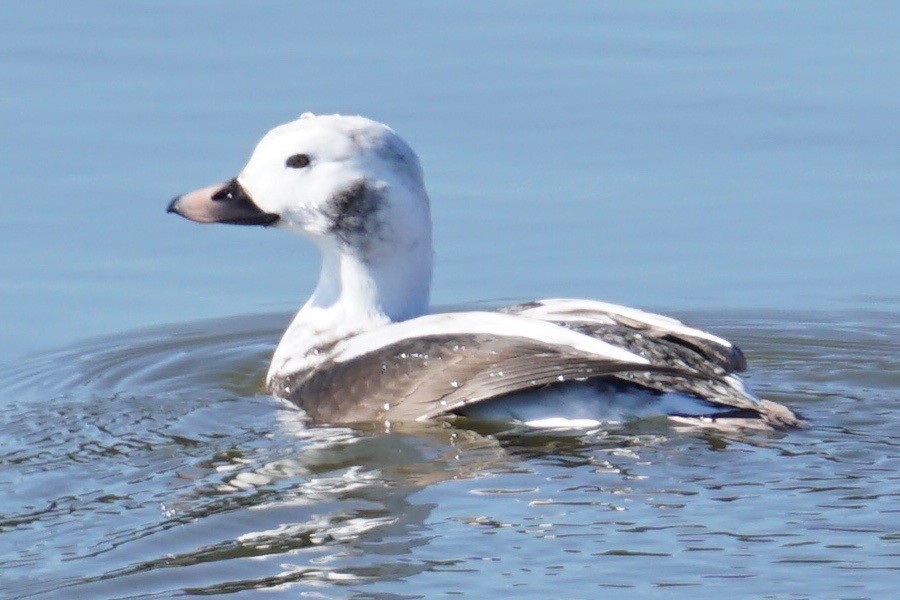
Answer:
[1,311,897,597]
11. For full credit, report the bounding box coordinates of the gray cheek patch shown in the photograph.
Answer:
[324,179,385,252]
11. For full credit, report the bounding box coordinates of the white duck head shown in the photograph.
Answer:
[169,114,434,376]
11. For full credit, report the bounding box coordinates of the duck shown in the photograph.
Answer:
[168,113,802,430]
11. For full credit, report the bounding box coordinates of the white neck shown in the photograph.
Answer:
[267,236,432,382]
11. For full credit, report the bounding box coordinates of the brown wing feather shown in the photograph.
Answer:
[270,334,649,424]
[502,300,746,373]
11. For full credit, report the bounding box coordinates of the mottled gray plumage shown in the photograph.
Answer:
[323,179,384,252]
[501,301,746,372]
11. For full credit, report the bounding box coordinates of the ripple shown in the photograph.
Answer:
[0,310,897,598]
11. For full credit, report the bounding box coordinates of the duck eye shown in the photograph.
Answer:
[286,154,311,168]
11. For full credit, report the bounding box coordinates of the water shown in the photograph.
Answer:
[1,1,897,598]
[1,311,897,598]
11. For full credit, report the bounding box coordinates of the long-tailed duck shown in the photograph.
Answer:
[168,113,802,430]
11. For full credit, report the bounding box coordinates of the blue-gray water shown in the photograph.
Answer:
[0,2,897,598]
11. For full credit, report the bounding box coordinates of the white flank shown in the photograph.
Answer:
[333,311,649,365]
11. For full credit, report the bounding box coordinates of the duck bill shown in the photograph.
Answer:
[167,178,280,226]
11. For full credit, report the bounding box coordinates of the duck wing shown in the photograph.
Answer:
[272,306,801,429]
[501,298,746,374]
[499,299,804,428]
[270,311,664,423]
